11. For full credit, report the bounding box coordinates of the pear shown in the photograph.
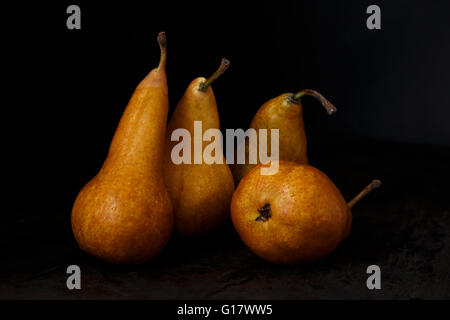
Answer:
[71,32,173,264]
[164,59,235,235]
[231,161,380,264]
[232,90,337,184]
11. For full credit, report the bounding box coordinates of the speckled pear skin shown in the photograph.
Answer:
[164,78,235,236]
[231,161,349,265]
[231,94,308,184]
[71,35,173,264]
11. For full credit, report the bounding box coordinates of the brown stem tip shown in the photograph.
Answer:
[348,179,382,209]
[199,58,230,92]
[157,31,167,48]
[291,89,337,115]
[157,31,167,71]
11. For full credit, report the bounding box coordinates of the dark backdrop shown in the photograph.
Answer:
[1,1,450,225]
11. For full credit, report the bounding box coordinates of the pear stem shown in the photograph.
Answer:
[157,32,167,71]
[198,58,230,92]
[347,179,381,209]
[292,89,337,115]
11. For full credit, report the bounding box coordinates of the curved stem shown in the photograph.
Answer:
[348,179,381,209]
[292,89,337,115]
[157,31,167,71]
[199,58,230,92]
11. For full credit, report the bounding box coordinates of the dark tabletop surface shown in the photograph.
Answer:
[1,140,449,300]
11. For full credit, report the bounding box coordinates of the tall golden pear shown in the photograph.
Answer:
[164,59,235,235]
[231,161,381,264]
[71,32,173,264]
[232,90,337,183]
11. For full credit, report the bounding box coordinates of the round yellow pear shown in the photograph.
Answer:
[231,161,380,264]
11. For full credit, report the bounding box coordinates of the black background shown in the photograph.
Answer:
[2,0,450,223]
[1,0,450,300]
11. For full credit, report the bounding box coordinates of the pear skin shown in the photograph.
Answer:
[231,160,380,264]
[71,32,173,264]
[232,90,336,184]
[164,59,235,236]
